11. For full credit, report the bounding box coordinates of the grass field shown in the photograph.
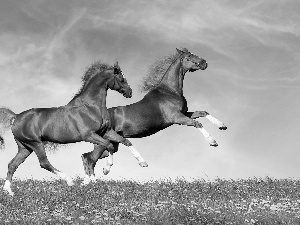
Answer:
[0,177,300,224]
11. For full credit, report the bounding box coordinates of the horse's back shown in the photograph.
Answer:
[12,107,83,143]
[109,89,173,138]
[12,107,60,142]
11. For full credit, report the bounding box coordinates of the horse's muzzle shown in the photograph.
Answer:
[200,61,208,70]
[123,89,132,98]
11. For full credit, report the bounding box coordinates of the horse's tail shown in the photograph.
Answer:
[0,107,16,149]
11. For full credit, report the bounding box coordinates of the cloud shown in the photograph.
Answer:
[42,8,87,74]
[1,0,299,180]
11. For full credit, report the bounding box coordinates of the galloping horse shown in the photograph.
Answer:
[81,48,227,182]
[0,61,145,195]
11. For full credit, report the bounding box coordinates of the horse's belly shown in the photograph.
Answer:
[42,124,82,143]
[121,119,171,138]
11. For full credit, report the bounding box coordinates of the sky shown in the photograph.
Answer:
[0,0,300,182]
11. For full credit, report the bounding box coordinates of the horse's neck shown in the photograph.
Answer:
[158,59,185,95]
[68,83,108,109]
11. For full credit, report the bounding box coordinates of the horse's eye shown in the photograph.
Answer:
[117,74,124,82]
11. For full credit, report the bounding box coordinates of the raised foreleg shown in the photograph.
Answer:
[186,111,227,130]
[172,113,218,146]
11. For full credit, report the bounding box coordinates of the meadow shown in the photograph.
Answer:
[0,177,300,224]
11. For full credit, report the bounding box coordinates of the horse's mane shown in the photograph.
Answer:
[140,52,180,93]
[74,61,113,98]
[45,61,113,152]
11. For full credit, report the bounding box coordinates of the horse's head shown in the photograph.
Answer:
[107,61,132,98]
[176,48,208,72]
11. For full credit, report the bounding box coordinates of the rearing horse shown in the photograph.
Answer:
[0,61,144,195]
[81,48,227,182]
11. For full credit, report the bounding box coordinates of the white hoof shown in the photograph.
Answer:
[81,175,91,186]
[3,180,14,196]
[138,161,148,167]
[209,140,218,147]
[56,171,74,186]
[219,124,227,130]
[206,115,227,130]
[90,175,97,183]
[198,128,218,147]
[66,177,74,186]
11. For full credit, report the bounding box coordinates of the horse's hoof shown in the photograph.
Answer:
[210,142,218,147]
[219,125,227,130]
[90,175,97,183]
[139,161,148,167]
[66,178,75,186]
[81,181,89,186]
[3,181,14,196]
[4,190,14,196]
[3,187,14,196]
[81,175,91,186]
[67,181,75,186]
[103,168,110,175]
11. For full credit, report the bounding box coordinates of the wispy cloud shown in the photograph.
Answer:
[42,8,87,75]
[0,0,299,180]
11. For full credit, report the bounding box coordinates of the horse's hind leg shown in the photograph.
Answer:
[3,140,32,196]
[30,142,74,186]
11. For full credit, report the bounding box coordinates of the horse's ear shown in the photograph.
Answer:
[176,48,188,55]
[114,60,119,74]
[114,60,119,68]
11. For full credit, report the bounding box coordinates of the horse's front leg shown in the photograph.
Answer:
[186,111,227,130]
[104,129,148,167]
[81,133,114,185]
[81,144,107,185]
[172,113,218,147]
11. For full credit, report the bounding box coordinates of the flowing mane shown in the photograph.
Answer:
[46,61,114,151]
[74,61,113,98]
[140,52,180,93]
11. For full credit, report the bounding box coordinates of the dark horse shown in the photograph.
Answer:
[0,61,141,195]
[81,48,227,183]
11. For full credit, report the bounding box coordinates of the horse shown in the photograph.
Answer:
[0,61,146,195]
[81,48,227,183]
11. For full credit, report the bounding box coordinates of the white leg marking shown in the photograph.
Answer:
[90,175,96,183]
[128,146,148,167]
[3,180,14,196]
[56,171,74,186]
[198,128,218,147]
[103,152,113,175]
[206,115,227,129]
[82,175,91,186]
[81,175,96,186]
